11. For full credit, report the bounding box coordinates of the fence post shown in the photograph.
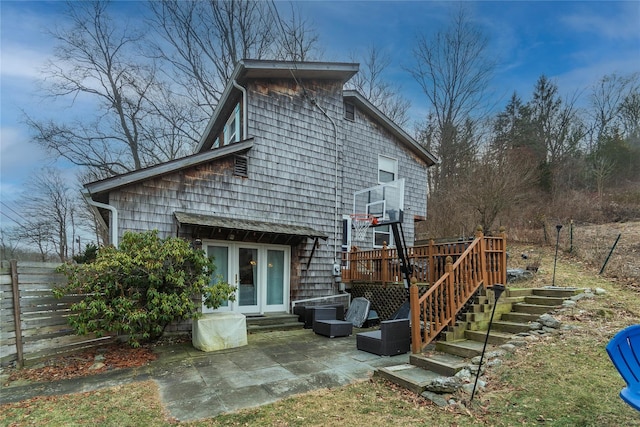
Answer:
[410,277,421,354]
[475,226,488,288]
[381,242,388,286]
[10,259,24,368]
[348,246,358,282]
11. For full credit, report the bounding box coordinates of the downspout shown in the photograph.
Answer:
[232,80,248,138]
[83,192,119,248]
[309,99,339,266]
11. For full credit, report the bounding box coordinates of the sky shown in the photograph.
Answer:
[1,0,639,231]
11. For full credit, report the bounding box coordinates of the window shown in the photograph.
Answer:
[224,103,241,145]
[374,225,391,247]
[344,102,355,121]
[212,137,220,149]
[378,155,397,183]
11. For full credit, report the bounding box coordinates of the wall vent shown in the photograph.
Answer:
[234,155,248,177]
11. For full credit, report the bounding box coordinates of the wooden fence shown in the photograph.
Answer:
[0,260,112,367]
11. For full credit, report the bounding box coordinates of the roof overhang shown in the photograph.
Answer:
[84,139,254,197]
[343,90,439,167]
[174,211,327,245]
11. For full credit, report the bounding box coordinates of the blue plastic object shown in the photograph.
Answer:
[606,324,640,411]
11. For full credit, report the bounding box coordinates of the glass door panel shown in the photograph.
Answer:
[266,250,284,306]
[238,247,258,309]
[204,246,230,312]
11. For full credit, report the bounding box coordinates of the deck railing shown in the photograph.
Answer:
[341,228,507,353]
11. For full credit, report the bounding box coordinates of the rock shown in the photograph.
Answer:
[595,287,607,295]
[94,354,105,362]
[462,380,486,394]
[542,326,558,334]
[426,376,464,394]
[455,368,472,379]
[487,349,506,358]
[563,300,577,307]
[539,314,561,329]
[421,390,449,407]
[529,321,542,330]
[471,355,482,365]
[507,268,533,282]
[89,362,105,371]
[508,339,528,347]
[500,343,517,352]
[524,334,540,342]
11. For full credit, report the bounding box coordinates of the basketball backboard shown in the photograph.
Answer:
[353,179,404,224]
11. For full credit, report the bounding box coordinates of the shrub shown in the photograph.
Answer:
[55,230,235,347]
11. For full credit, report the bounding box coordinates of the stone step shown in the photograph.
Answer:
[506,288,534,298]
[435,339,487,358]
[410,352,467,377]
[374,364,442,394]
[512,303,557,314]
[524,295,566,306]
[532,287,581,298]
[492,320,531,334]
[246,322,303,334]
[465,329,514,345]
[500,312,540,323]
[245,314,303,333]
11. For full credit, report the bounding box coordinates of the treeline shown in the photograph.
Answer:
[2,2,638,260]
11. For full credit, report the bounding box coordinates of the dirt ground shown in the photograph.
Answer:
[4,221,638,386]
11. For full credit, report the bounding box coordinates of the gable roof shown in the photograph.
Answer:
[343,90,438,167]
[197,60,360,152]
[84,139,254,196]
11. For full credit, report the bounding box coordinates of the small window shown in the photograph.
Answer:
[378,155,398,183]
[224,103,241,144]
[344,102,355,121]
[212,137,220,149]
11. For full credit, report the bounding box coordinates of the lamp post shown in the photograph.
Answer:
[471,283,505,402]
[552,224,562,287]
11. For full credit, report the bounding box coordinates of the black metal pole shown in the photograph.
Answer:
[552,224,562,287]
[599,233,621,275]
[471,284,505,402]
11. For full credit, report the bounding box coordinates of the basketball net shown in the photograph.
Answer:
[350,214,378,240]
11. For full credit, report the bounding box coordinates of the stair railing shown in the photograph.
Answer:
[410,228,491,353]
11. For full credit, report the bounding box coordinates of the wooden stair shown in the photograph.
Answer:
[373,287,583,395]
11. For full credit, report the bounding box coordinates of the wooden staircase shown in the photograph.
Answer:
[375,287,583,395]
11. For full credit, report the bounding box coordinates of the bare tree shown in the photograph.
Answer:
[148,0,322,120]
[16,168,78,262]
[27,1,193,177]
[409,6,496,191]
[347,46,411,126]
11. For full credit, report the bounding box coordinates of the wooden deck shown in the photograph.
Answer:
[341,229,507,353]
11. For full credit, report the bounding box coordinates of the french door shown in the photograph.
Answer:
[204,242,289,314]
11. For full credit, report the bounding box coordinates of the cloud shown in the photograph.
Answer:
[561,2,640,41]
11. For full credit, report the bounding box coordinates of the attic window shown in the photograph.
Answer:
[344,102,355,121]
[234,155,248,177]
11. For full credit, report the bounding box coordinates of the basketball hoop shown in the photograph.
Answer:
[350,214,378,240]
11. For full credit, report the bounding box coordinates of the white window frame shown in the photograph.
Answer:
[224,103,241,145]
[378,155,398,183]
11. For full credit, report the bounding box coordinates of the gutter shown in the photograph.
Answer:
[83,192,119,248]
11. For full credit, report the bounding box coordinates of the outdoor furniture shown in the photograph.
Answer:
[356,318,410,356]
[312,307,352,338]
[606,324,640,411]
[303,304,346,328]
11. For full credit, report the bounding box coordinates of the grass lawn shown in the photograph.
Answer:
[2,244,639,426]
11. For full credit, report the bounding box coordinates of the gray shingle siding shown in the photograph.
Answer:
[93,71,429,303]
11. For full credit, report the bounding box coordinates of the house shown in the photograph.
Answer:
[84,59,437,317]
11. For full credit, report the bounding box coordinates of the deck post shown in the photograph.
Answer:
[428,239,435,285]
[381,242,388,286]
[410,277,421,353]
[499,227,507,285]
[445,256,455,325]
[476,226,488,288]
